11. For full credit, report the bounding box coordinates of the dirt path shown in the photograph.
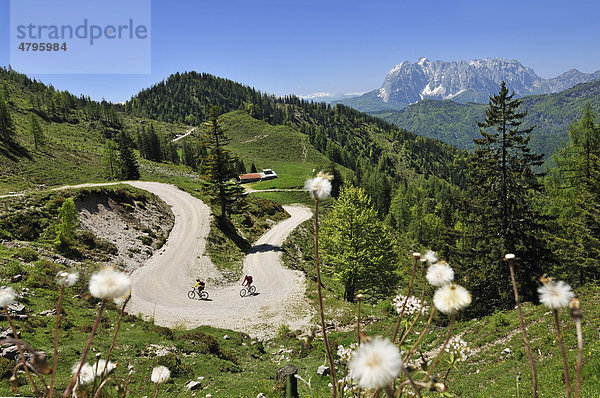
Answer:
[44,181,314,338]
[172,126,196,142]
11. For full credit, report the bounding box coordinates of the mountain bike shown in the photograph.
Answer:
[188,287,209,300]
[239,285,256,297]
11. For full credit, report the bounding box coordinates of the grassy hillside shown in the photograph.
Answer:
[377,80,600,158]
[220,111,352,189]
[0,74,189,195]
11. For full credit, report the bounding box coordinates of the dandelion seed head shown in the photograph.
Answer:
[424,250,437,264]
[433,283,472,314]
[113,290,131,307]
[56,271,79,287]
[0,286,16,308]
[538,280,574,310]
[94,359,116,376]
[151,365,170,384]
[72,363,95,385]
[304,174,332,201]
[426,262,454,287]
[349,337,402,389]
[89,268,131,300]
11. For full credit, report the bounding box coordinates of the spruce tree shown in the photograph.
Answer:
[201,106,245,222]
[55,198,77,247]
[463,82,547,314]
[30,114,44,150]
[116,131,140,180]
[0,98,14,143]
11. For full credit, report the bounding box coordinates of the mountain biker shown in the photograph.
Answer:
[193,278,205,293]
[242,275,253,290]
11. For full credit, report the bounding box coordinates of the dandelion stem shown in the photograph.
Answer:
[357,296,362,346]
[4,308,41,398]
[405,305,436,362]
[152,382,161,398]
[400,364,422,398]
[393,255,418,343]
[574,316,583,398]
[99,297,130,387]
[49,284,65,398]
[423,312,455,381]
[92,377,113,398]
[507,258,537,398]
[313,198,337,396]
[63,299,107,398]
[553,309,572,398]
[398,265,427,347]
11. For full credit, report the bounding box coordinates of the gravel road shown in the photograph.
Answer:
[121,182,315,338]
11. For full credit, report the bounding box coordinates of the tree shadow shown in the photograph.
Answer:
[216,218,251,251]
[248,243,283,254]
[0,140,31,161]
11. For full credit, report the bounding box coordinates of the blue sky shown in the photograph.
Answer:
[1,0,599,102]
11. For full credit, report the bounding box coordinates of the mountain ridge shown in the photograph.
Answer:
[336,57,600,111]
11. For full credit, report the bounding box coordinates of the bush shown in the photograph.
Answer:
[0,357,14,378]
[156,353,192,377]
[181,331,221,356]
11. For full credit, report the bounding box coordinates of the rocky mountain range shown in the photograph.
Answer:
[336,57,600,111]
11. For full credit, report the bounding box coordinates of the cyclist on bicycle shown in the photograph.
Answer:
[193,278,205,293]
[242,275,253,290]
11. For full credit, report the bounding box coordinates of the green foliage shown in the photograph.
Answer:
[201,106,246,221]
[116,130,140,180]
[461,82,548,315]
[378,80,600,159]
[54,197,77,246]
[0,97,14,143]
[29,113,44,151]
[545,103,600,284]
[102,139,118,180]
[319,185,399,302]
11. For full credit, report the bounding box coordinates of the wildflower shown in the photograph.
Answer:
[56,271,79,287]
[94,359,116,376]
[0,286,15,308]
[433,283,472,314]
[337,343,358,363]
[349,337,402,389]
[151,366,170,384]
[423,250,437,264]
[445,336,472,362]
[89,268,131,300]
[304,172,333,201]
[538,280,574,310]
[72,363,95,385]
[392,295,428,316]
[426,261,454,287]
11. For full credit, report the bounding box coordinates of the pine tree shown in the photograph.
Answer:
[116,131,140,180]
[0,98,14,143]
[463,82,547,314]
[250,163,257,173]
[320,185,398,302]
[103,139,118,180]
[201,106,246,222]
[30,114,44,150]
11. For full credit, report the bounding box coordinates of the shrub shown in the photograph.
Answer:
[156,353,192,377]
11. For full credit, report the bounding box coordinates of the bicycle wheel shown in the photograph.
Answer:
[240,288,247,297]
[187,290,196,300]
[200,290,209,300]
[249,286,256,295]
